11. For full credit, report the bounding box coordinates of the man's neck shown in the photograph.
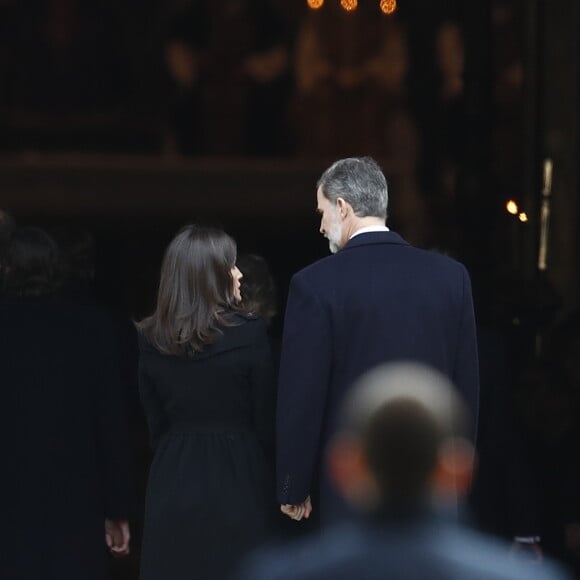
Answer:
[345,217,387,240]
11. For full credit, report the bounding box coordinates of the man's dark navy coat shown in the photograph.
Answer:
[276,231,479,516]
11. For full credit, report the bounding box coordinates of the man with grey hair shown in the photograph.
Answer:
[241,363,567,580]
[277,157,479,524]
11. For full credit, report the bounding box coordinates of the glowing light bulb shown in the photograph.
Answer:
[506,200,519,215]
[306,0,324,9]
[518,212,528,223]
[380,0,397,14]
[340,0,358,12]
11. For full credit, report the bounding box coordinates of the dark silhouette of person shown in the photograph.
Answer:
[0,227,132,580]
[237,252,281,360]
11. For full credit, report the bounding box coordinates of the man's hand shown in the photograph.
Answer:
[281,496,312,521]
[105,519,130,557]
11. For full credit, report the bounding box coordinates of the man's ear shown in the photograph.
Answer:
[432,438,476,497]
[336,197,350,220]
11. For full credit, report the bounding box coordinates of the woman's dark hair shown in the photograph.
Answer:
[136,224,240,356]
[237,253,277,325]
[3,226,62,297]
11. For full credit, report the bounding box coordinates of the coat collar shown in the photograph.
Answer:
[340,230,409,252]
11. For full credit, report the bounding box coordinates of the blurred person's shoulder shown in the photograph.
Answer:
[433,525,572,580]
[236,523,370,580]
[237,521,572,580]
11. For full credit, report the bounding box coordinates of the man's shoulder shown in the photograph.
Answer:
[291,244,469,288]
[293,254,337,280]
[403,245,469,275]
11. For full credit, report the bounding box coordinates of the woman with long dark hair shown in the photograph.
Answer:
[137,225,275,580]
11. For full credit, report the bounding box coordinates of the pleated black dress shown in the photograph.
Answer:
[138,313,276,580]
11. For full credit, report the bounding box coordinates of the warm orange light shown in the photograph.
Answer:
[506,200,519,215]
[306,0,324,9]
[340,0,358,11]
[380,0,397,14]
[518,212,528,223]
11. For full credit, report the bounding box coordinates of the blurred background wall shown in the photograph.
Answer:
[0,0,577,326]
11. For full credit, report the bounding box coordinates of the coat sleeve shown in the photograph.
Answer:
[138,355,169,452]
[452,266,480,441]
[276,273,332,505]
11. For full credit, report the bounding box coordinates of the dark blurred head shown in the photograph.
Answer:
[3,227,62,297]
[50,226,96,285]
[0,210,16,273]
[328,362,473,511]
[237,253,277,325]
[137,224,239,356]
[0,210,15,247]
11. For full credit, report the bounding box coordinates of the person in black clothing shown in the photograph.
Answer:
[237,252,320,538]
[237,252,281,363]
[237,253,278,328]
[136,225,276,580]
[0,227,132,580]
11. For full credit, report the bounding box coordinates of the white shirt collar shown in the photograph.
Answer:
[349,225,390,240]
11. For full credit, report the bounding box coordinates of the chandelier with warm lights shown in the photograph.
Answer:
[306,0,397,13]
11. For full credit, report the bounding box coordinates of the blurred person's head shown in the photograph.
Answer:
[136,224,243,356]
[50,226,96,286]
[0,210,15,248]
[237,253,277,325]
[3,227,62,298]
[0,210,16,281]
[327,362,474,513]
[317,157,388,253]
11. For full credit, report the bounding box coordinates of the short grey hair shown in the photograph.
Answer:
[317,157,388,219]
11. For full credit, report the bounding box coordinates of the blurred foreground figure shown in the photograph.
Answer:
[239,362,570,580]
[0,227,132,580]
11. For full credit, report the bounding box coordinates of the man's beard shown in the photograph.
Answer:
[327,219,343,254]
